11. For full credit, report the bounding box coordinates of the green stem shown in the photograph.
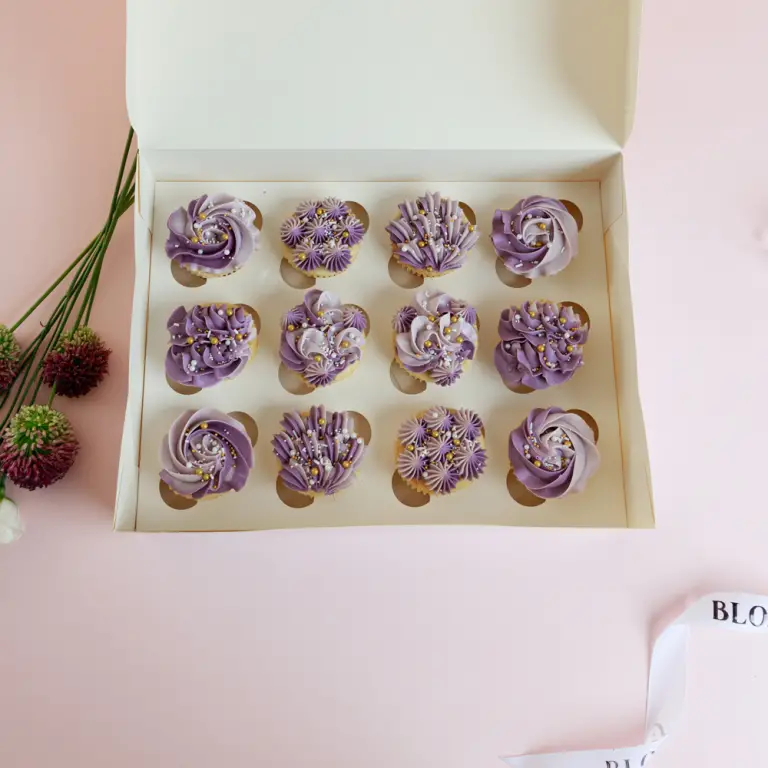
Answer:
[47,384,56,406]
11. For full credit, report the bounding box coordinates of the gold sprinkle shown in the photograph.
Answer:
[195,468,203,476]
[426,266,433,272]
[446,452,454,462]
[418,209,425,215]
[407,444,415,452]
[564,440,572,448]
[298,254,307,261]
[468,224,476,232]
[453,439,460,446]
[537,344,545,353]
[431,430,439,438]
[341,340,350,348]
[199,213,207,220]
[235,333,243,341]
[222,233,228,240]
[186,336,194,344]
[537,222,547,230]
[226,308,234,317]
[418,240,426,248]
[316,207,324,215]
[533,460,542,467]
[314,354,322,362]
[566,345,574,352]
[210,337,218,345]
[451,315,458,322]
[318,418,326,426]
[203,474,210,481]
[200,422,208,429]
[342,460,351,469]
[423,340,432,348]
[428,315,436,322]
[191,236,199,244]
[559,317,567,324]
[529,311,537,318]
[287,324,295,331]
[311,468,319,476]
[342,231,349,239]
[456,336,463,343]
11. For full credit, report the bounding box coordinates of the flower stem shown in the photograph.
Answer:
[47,384,57,406]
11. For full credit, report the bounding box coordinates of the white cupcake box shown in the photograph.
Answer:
[117,0,652,531]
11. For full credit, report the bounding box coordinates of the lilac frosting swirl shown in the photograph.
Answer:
[160,408,254,499]
[509,407,600,500]
[394,290,478,387]
[165,304,256,389]
[396,407,487,495]
[491,196,578,279]
[272,405,366,495]
[280,289,367,388]
[386,191,480,275]
[281,198,366,274]
[165,193,260,276]
[494,301,588,391]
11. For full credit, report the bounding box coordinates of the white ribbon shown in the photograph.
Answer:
[501,592,768,768]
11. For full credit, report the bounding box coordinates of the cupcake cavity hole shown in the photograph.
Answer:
[506,469,546,507]
[244,201,263,230]
[505,381,536,395]
[276,476,315,508]
[345,411,372,445]
[278,363,315,395]
[389,360,427,395]
[171,260,207,288]
[458,201,477,226]
[228,411,259,446]
[559,200,584,231]
[495,258,532,288]
[560,301,591,328]
[345,201,370,233]
[165,373,202,396]
[280,258,316,289]
[159,479,198,510]
[391,472,431,508]
[567,409,600,442]
[388,255,424,289]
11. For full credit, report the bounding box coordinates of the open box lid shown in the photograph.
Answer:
[126,0,641,154]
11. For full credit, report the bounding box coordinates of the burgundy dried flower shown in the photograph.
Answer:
[0,405,79,490]
[42,327,111,398]
[0,324,21,392]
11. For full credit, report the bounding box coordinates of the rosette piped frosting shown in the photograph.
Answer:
[491,196,578,279]
[494,300,588,391]
[393,290,477,387]
[166,304,257,389]
[272,406,366,496]
[386,191,480,276]
[280,289,367,388]
[160,409,254,499]
[396,406,487,495]
[280,197,366,275]
[165,193,260,276]
[509,407,599,500]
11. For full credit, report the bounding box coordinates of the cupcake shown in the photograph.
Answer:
[280,289,368,388]
[386,191,480,277]
[494,300,588,391]
[393,290,478,387]
[160,408,254,500]
[509,407,599,499]
[166,303,257,389]
[280,197,366,277]
[396,406,487,496]
[491,196,578,279]
[165,193,261,278]
[271,405,366,497]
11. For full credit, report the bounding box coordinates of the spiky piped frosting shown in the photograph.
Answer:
[272,406,366,496]
[491,196,578,278]
[280,289,367,388]
[280,197,366,275]
[396,406,486,495]
[0,405,79,489]
[165,193,260,276]
[509,407,599,499]
[42,327,111,398]
[160,408,253,499]
[495,301,588,391]
[393,290,477,387]
[386,191,480,276]
[165,304,256,389]
[0,325,21,392]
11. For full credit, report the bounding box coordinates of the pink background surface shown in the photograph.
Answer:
[2,1,768,766]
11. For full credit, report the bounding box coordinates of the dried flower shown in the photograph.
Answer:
[0,405,79,490]
[42,327,111,398]
[0,325,21,392]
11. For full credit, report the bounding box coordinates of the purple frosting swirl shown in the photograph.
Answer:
[491,196,578,278]
[396,407,487,494]
[272,405,366,495]
[494,301,588,391]
[280,289,367,388]
[386,191,480,275]
[160,409,253,499]
[509,407,600,499]
[165,193,260,276]
[394,290,478,387]
[165,304,256,389]
[281,198,366,274]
